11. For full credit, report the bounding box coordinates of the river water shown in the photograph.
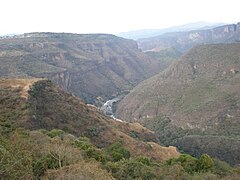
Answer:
[100,97,121,119]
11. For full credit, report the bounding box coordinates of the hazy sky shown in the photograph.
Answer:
[1,0,239,35]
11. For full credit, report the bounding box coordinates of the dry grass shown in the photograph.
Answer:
[100,127,180,162]
[42,162,114,180]
[0,78,41,99]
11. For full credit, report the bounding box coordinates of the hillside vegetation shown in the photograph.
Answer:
[145,48,181,70]
[0,78,179,161]
[0,33,168,105]
[1,78,240,179]
[116,43,240,165]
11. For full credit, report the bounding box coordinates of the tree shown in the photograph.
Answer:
[167,154,198,174]
[108,141,130,162]
[198,154,214,172]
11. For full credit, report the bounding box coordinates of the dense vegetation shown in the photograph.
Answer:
[1,127,240,179]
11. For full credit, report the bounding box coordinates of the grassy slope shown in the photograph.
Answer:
[116,43,240,165]
[144,48,181,72]
[0,78,179,162]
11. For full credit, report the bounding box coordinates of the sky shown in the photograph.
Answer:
[0,0,239,35]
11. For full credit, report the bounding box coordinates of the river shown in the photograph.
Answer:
[100,97,121,119]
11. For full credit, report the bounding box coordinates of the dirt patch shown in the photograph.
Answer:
[0,78,41,99]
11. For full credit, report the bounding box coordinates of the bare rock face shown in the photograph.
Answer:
[0,33,164,105]
[138,23,240,52]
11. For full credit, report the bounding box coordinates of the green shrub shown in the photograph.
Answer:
[73,136,93,150]
[32,152,61,177]
[47,129,64,138]
[212,158,231,176]
[0,122,14,134]
[111,151,125,162]
[45,153,61,169]
[32,155,49,178]
[167,153,215,174]
[73,136,107,163]
[198,154,214,172]
[108,141,130,162]
[104,161,121,174]
[135,156,151,166]
[108,159,157,180]
[129,130,139,139]
[167,154,198,174]
[86,127,99,137]
[86,147,107,163]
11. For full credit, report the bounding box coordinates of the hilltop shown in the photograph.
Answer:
[116,43,240,165]
[0,32,166,105]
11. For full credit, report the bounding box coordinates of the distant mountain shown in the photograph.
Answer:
[116,43,240,165]
[138,22,240,52]
[118,22,225,40]
[0,32,166,105]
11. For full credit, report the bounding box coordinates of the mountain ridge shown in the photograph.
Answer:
[138,22,240,52]
[118,22,226,40]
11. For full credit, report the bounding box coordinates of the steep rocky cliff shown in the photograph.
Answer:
[116,43,240,165]
[138,23,240,52]
[0,33,164,104]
